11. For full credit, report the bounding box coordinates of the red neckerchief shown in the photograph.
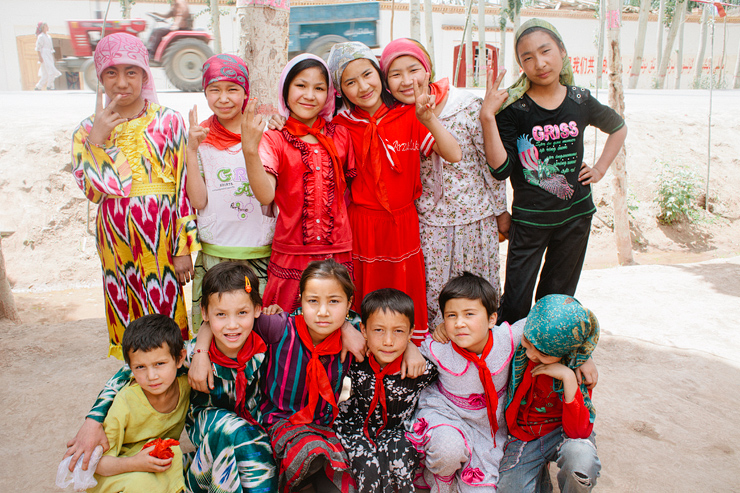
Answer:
[207,332,266,425]
[201,115,241,150]
[452,330,499,444]
[430,77,450,106]
[363,354,403,447]
[283,116,346,197]
[344,103,411,213]
[289,315,342,426]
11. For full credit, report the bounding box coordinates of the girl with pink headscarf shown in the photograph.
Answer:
[380,38,510,329]
[240,54,357,313]
[184,54,276,332]
[71,33,200,359]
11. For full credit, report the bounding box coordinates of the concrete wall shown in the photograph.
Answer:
[1,0,738,91]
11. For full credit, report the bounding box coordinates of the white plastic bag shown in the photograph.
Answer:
[55,445,104,491]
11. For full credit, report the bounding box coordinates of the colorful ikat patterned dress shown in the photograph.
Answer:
[334,358,438,492]
[72,102,200,359]
[86,340,277,493]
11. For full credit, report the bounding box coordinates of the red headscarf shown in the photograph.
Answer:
[200,54,250,149]
[201,54,250,108]
[363,354,403,447]
[452,330,500,444]
[334,103,413,213]
[207,331,267,425]
[289,315,343,426]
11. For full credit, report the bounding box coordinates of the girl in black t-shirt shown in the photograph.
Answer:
[480,18,628,325]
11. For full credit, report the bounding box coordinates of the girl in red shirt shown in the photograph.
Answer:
[326,41,462,343]
[241,54,356,312]
[499,294,601,492]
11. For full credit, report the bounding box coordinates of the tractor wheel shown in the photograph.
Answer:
[306,35,349,61]
[162,39,214,92]
[82,58,98,92]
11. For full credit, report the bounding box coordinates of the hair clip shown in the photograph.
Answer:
[245,275,252,294]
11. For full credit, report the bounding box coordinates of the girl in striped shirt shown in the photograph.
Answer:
[193,259,364,492]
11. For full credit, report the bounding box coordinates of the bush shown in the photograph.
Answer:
[654,164,702,225]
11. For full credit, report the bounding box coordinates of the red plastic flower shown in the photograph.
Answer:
[143,438,180,459]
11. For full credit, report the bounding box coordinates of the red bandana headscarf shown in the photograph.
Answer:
[283,116,346,197]
[289,315,343,426]
[363,354,403,447]
[336,103,412,213]
[207,331,267,425]
[202,54,250,107]
[452,330,500,444]
[200,54,250,150]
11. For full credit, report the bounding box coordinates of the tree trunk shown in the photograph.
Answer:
[210,0,222,54]
[657,0,665,69]
[237,1,289,114]
[733,36,740,89]
[465,0,475,87]
[655,0,686,89]
[606,0,634,266]
[0,239,21,323]
[510,7,521,86]
[499,15,507,85]
[718,16,727,84]
[674,0,687,89]
[693,5,710,88]
[595,0,606,90]
[424,0,435,69]
[627,0,650,89]
[477,0,486,86]
[390,0,396,41]
[121,0,132,19]
[410,0,421,42]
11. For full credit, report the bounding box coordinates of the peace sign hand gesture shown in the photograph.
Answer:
[87,88,128,147]
[187,105,209,152]
[413,72,436,125]
[240,99,265,152]
[481,66,508,117]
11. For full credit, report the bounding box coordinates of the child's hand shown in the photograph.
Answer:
[241,99,266,152]
[401,342,426,379]
[187,105,209,152]
[431,322,450,344]
[64,418,109,472]
[575,357,598,389]
[267,114,287,131]
[130,445,173,473]
[413,73,435,125]
[340,320,366,363]
[87,88,127,146]
[262,304,284,315]
[578,161,605,185]
[496,211,511,241]
[188,332,214,393]
[481,66,508,118]
[531,362,578,403]
[173,254,193,285]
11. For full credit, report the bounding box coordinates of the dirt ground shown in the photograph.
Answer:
[1,88,739,492]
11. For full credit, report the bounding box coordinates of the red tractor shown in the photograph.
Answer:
[59,13,213,91]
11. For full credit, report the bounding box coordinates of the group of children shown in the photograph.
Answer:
[64,17,625,492]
